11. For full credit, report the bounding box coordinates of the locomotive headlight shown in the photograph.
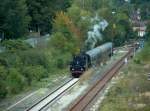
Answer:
[81,68,83,71]
[72,68,74,71]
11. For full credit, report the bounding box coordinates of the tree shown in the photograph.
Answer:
[0,0,30,39]
[73,0,102,11]
[52,11,81,54]
[26,0,71,35]
[53,11,82,38]
[146,23,150,39]
[68,5,91,40]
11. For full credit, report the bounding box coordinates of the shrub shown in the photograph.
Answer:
[134,58,141,64]
[0,65,7,77]
[57,58,64,69]
[136,41,150,63]
[2,40,32,52]
[19,50,49,69]
[22,65,48,85]
[6,68,25,94]
[0,83,7,98]
[0,66,8,98]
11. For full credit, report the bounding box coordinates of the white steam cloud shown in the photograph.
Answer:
[85,16,108,50]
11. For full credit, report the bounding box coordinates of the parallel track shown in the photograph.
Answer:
[26,78,79,111]
[69,48,134,111]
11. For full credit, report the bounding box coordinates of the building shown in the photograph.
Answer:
[130,10,147,37]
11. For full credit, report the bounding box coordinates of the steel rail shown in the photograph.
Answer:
[26,78,78,111]
[38,79,78,111]
[69,48,134,111]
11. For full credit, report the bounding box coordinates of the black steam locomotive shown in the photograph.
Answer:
[70,42,113,78]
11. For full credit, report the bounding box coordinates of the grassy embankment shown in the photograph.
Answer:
[99,41,150,111]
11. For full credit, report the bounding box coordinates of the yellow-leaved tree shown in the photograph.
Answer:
[52,11,82,54]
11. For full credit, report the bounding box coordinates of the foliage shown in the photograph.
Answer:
[1,40,32,51]
[101,6,136,46]
[146,23,150,39]
[0,0,31,39]
[100,42,150,111]
[0,66,7,98]
[0,0,149,101]
[22,65,47,85]
[19,50,49,69]
[131,0,150,20]
[52,11,81,54]
[50,32,78,55]
[0,0,71,39]
[0,39,72,98]
[73,0,102,11]
[67,5,91,41]
[53,11,82,39]
[136,41,150,63]
[26,0,71,35]
[0,40,51,98]
[6,68,25,94]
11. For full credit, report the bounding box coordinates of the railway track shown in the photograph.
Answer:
[26,78,79,111]
[69,48,134,111]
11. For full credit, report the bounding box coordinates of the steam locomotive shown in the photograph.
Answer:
[70,42,113,78]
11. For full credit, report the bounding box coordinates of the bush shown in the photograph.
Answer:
[0,37,72,98]
[136,41,150,63]
[0,66,8,98]
[54,52,71,69]
[6,68,26,94]
[57,58,64,69]
[0,55,9,66]
[19,50,49,69]
[134,58,141,64]
[0,82,7,98]
[0,66,7,79]
[2,40,32,52]
[22,65,48,85]
[0,52,24,69]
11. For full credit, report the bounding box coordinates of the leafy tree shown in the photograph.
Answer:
[52,11,81,54]
[50,32,78,55]
[26,0,71,35]
[68,5,91,41]
[73,0,102,11]
[53,11,81,39]
[0,0,30,39]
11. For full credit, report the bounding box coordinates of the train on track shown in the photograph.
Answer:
[70,42,113,78]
